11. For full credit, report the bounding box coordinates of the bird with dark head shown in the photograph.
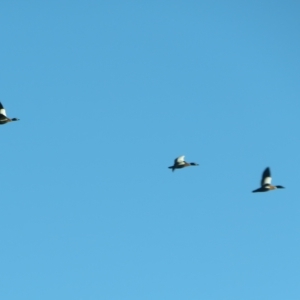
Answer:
[0,102,19,125]
[168,155,199,172]
[252,167,285,193]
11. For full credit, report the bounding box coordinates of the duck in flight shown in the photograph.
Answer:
[0,102,19,125]
[168,155,199,172]
[252,167,284,193]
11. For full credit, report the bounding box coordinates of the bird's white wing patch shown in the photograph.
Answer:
[263,176,272,185]
[176,155,185,165]
[0,108,6,116]
[176,155,185,163]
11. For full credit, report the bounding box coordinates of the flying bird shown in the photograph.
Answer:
[0,102,19,125]
[168,155,199,172]
[252,167,284,193]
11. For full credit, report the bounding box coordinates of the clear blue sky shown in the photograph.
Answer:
[1,1,300,299]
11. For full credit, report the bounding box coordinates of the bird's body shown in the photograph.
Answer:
[252,167,284,193]
[0,102,19,125]
[168,155,199,172]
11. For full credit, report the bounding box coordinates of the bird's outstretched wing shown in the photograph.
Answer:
[175,155,185,165]
[0,102,7,116]
[261,167,272,186]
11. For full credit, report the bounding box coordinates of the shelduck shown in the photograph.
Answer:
[252,167,284,193]
[168,155,199,172]
[0,102,19,125]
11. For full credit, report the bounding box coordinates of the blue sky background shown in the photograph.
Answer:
[1,1,300,299]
